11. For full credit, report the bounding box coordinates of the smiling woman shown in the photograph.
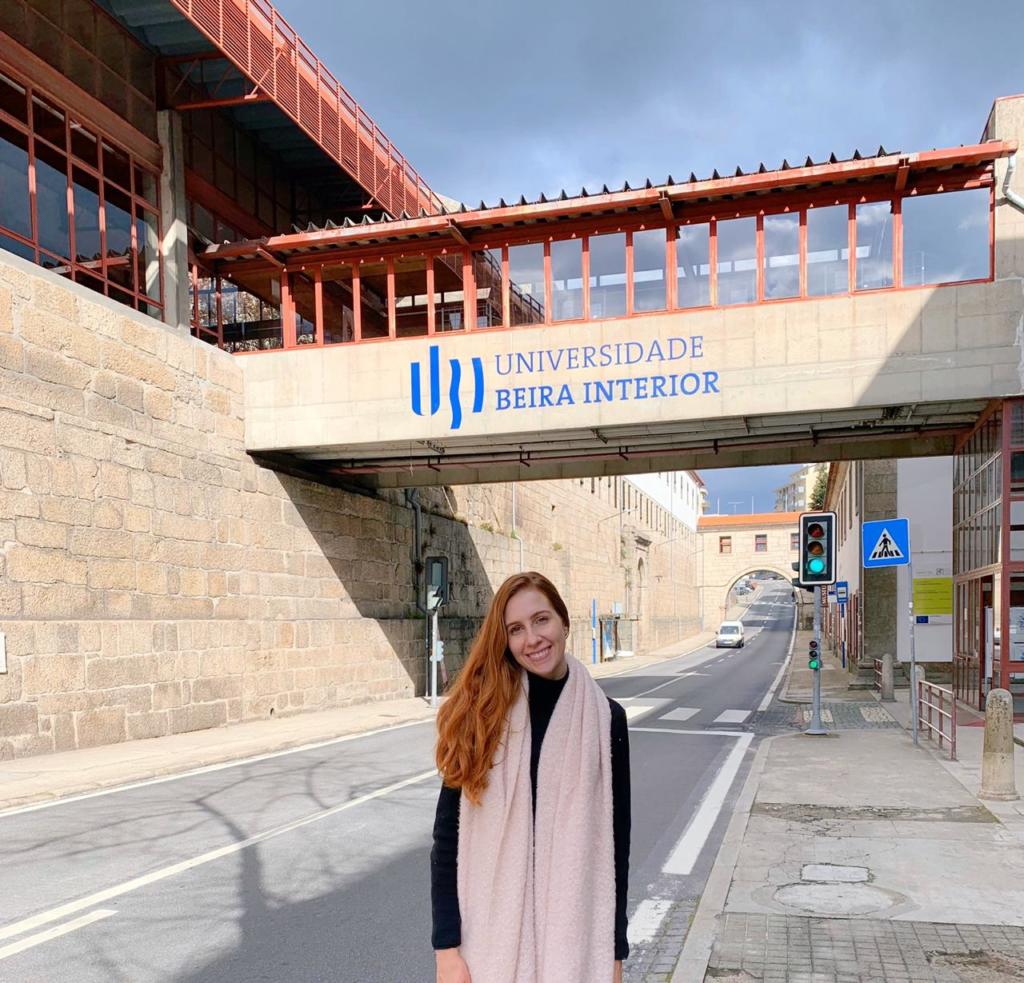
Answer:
[431,572,631,983]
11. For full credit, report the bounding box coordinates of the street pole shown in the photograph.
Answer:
[430,608,440,709]
[806,586,827,735]
[908,558,918,746]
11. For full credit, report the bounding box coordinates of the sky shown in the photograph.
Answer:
[272,0,1024,512]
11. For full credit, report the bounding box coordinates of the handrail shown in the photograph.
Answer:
[917,678,957,760]
[168,0,443,219]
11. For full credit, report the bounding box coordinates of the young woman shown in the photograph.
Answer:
[431,571,630,983]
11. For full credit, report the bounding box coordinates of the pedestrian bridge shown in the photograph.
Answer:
[213,100,1024,487]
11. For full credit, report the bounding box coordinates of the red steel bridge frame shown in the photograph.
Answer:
[200,141,1015,351]
[167,0,442,220]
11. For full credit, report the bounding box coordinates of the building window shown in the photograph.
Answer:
[0,65,162,317]
[717,216,757,305]
[791,532,799,550]
[633,228,666,312]
[855,200,893,290]
[719,536,732,554]
[755,534,768,552]
[902,188,990,286]
[807,204,849,296]
[676,223,711,308]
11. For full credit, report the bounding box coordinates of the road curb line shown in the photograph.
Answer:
[670,735,775,983]
[594,635,715,680]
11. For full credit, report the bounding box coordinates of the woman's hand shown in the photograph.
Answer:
[613,960,623,983]
[435,947,472,983]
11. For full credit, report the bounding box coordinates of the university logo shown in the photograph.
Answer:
[410,344,485,430]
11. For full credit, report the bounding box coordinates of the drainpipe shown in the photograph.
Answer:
[1003,154,1024,213]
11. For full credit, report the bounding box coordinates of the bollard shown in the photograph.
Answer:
[880,653,895,702]
[979,688,1019,801]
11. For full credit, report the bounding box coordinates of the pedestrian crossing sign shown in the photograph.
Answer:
[862,518,910,568]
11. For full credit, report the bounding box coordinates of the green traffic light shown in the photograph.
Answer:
[808,658,821,670]
[807,557,825,575]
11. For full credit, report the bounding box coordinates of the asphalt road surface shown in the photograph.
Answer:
[0,583,795,983]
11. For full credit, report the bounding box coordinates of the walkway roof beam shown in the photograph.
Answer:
[201,140,1016,263]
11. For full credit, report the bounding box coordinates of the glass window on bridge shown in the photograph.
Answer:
[359,262,390,339]
[322,263,355,344]
[508,242,545,325]
[292,273,317,345]
[902,188,990,287]
[434,254,466,332]
[552,238,583,321]
[589,232,626,317]
[763,212,800,299]
[395,257,429,338]
[675,223,710,308]
[589,232,626,318]
[717,216,757,305]
[221,271,282,352]
[855,200,893,290]
[632,228,666,312]
[475,248,503,327]
[807,204,849,296]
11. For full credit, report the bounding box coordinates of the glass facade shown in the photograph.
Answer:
[953,400,1024,710]
[0,63,162,316]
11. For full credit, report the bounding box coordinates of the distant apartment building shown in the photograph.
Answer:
[774,463,826,512]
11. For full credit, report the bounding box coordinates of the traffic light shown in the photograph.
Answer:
[808,639,821,671]
[798,511,837,587]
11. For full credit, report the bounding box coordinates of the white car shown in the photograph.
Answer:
[716,621,745,648]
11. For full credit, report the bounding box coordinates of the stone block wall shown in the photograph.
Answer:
[0,256,700,758]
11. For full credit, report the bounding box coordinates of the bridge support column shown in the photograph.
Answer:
[158,110,191,335]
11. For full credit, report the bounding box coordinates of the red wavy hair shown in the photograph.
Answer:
[435,571,570,804]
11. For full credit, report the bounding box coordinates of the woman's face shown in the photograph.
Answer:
[503,586,568,680]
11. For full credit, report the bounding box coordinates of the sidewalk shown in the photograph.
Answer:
[676,652,1024,982]
[0,628,715,814]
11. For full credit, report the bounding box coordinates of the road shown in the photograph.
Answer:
[0,583,795,983]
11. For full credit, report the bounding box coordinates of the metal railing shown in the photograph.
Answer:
[917,677,957,760]
[169,0,443,220]
[873,658,882,692]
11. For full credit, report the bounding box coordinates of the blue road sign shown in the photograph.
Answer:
[862,518,910,568]
[836,581,849,604]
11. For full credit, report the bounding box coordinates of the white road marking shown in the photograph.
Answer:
[628,899,673,944]
[0,768,436,943]
[632,676,688,699]
[632,728,745,737]
[0,718,433,820]
[756,610,796,712]
[0,910,116,961]
[713,709,751,725]
[662,733,754,876]
[623,701,673,723]
[661,707,700,722]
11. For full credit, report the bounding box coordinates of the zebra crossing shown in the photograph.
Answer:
[620,700,753,727]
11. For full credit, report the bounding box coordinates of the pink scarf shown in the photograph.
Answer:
[457,656,616,983]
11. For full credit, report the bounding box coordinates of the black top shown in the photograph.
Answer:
[430,671,631,961]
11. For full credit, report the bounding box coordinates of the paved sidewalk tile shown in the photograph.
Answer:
[706,913,1024,981]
